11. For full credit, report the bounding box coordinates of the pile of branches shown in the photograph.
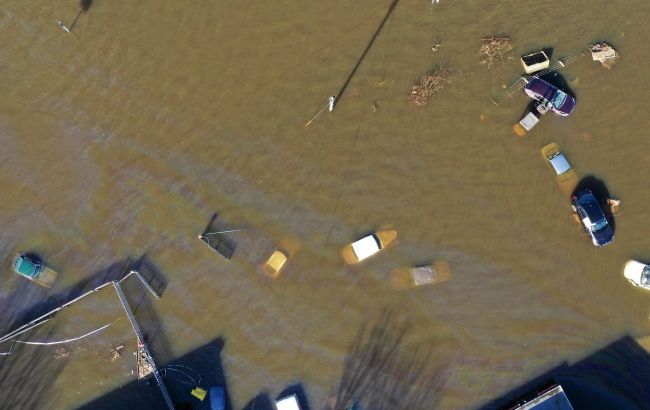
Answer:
[479,36,513,68]
[408,66,452,106]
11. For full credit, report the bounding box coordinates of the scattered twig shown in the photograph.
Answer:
[408,66,452,106]
[479,36,513,68]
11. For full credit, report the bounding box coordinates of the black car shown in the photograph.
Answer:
[571,188,614,247]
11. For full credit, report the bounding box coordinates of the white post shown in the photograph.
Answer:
[56,19,71,33]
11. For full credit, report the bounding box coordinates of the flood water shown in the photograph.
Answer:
[1,0,650,409]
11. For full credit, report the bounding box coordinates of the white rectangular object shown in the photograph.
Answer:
[518,112,540,131]
[351,235,381,261]
[275,395,301,410]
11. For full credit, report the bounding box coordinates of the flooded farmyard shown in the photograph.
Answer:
[1,0,650,409]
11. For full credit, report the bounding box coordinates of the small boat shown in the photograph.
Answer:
[210,386,226,410]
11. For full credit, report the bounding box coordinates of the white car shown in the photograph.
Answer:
[623,260,650,288]
[341,229,398,264]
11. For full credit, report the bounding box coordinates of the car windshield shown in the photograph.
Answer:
[551,90,567,109]
[592,218,608,231]
[641,267,650,286]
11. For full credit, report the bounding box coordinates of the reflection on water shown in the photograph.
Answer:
[1,0,650,408]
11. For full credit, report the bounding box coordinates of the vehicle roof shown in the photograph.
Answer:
[13,255,39,279]
[548,153,571,175]
[351,235,381,261]
[525,78,557,101]
[511,385,574,410]
[275,395,301,410]
[574,190,605,221]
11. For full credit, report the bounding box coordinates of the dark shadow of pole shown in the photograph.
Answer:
[333,0,401,108]
[69,0,94,31]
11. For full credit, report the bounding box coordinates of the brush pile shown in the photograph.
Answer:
[479,36,513,68]
[408,66,452,106]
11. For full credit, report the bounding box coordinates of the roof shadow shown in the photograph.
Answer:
[477,336,650,410]
[78,337,231,410]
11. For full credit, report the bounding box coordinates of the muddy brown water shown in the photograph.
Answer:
[1,0,650,409]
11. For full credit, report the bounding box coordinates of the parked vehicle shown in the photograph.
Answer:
[524,78,576,116]
[541,143,575,181]
[623,260,650,289]
[341,229,397,264]
[263,250,288,277]
[11,253,58,287]
[571,188,614,247]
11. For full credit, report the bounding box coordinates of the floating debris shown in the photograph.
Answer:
[136,338,155,380]
[590,43,619,69]
[110,344,124,362]
[608,198,622,216]
[479,36,513,68]
[408,66,452,106]
[431,36,442,52]
[54,346,70,360]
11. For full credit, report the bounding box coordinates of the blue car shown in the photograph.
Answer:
[571,188,614,247]
[524,78,576,116]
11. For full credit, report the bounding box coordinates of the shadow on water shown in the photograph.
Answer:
[329,310,446,410]
[70,0,94,31]
[0,324,69,409]
[0,258,132,338]
[241,393,274,410]
[572,175,615,234]
[333,0,401,107]
[121,259,174,366]
[478,336,650,410]
[134,254,169,298]
[79,337,231,410]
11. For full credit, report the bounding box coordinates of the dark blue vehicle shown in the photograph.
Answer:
[524,78,576,116]
[210,386,225,410]
[571,188,614,247]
